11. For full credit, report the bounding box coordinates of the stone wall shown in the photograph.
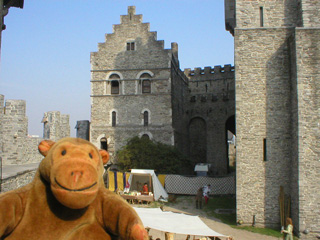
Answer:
[232,0,320,238]
[294,28,320,240]
[42,111,70,141]
[235,28,293,228]
[235,0,300,28]
[184,65,235,175]
[0,95,43,165]
[0,95,71,168]
[1,169,36,192]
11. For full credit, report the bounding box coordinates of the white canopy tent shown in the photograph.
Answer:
[134,207,227,239]
[128,169,168,201]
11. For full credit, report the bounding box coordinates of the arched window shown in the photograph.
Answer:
[140,73,152,94]
[144,111,149,126]
[109,74,120,95]
[112,111,116,127]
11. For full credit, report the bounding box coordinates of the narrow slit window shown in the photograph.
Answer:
[144,111,149,126]
[260,7,264,27]
[263,138,267,161]
[112,111,116,127]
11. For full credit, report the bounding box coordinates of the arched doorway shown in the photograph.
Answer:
[100,137,108,151]
[189,117,207,164]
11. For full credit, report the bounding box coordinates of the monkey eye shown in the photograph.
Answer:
[61,150,67,156]
[89,153,93,159]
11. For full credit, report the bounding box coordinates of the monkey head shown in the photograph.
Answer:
[38,138,109,209]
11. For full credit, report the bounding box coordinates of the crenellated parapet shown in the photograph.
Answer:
[184,65,234,79]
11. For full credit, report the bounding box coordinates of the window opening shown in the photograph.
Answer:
[144,111,149,126]
[127,42,135,51]
[260,7,264,27]
[112,111,116,127]
[142,80,151,93]
[263,138,267,161]
[100,137,108,150]
[111,81,119,94]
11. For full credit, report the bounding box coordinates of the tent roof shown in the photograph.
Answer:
[128,169,168,201]
[131,169,155,175]
[133,207,226,238]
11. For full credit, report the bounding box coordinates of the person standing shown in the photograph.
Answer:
[203,184,211,204]
[143,182,149,193]
[281,217,293,240]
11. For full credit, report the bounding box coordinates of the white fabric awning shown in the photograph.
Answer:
[134,207,226,238]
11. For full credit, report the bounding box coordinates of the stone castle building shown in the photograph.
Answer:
[90,6,235,175]
[226,0,320,239]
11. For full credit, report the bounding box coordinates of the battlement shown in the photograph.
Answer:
[184,65,234,78]
[1,96,26,117]
[120,6,143,24]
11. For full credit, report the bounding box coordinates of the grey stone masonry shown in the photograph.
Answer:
[90,6,177,162]
[0,95,42,165]
[184,65,235,175]
[230,0,320,239]
[42,111,70,141]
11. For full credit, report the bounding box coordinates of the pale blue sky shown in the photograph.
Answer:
[0,0,234,137]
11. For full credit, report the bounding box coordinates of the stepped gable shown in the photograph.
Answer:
[91,6,170,71]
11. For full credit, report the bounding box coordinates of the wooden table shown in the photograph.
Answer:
[120,194,154,204]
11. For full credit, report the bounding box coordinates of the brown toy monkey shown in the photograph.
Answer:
[0,137,148,240]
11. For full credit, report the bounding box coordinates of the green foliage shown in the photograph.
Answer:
[115,136,192,174]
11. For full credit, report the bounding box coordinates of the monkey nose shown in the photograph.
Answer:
[71,171,83,184]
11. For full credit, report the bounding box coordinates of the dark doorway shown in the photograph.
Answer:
[100,137,108,151]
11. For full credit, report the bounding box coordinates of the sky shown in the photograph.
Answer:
[0,0,234,137]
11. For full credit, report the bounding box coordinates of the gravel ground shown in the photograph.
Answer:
[134,196,282,240]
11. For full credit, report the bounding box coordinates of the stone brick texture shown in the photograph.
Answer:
[43,111,70,142]
[0,96,42,165]
[232,0,320,238]
[0,95,70,169]
[184,66,235,175]
[1,170,36,193]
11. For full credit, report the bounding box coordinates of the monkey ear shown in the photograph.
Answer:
[38,140,55,156]
[99,150,110,165]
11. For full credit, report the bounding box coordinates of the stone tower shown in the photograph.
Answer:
[0,95,42,165]
[90,6,188,160]
[42,111,70,141]
[226,0,320,238]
